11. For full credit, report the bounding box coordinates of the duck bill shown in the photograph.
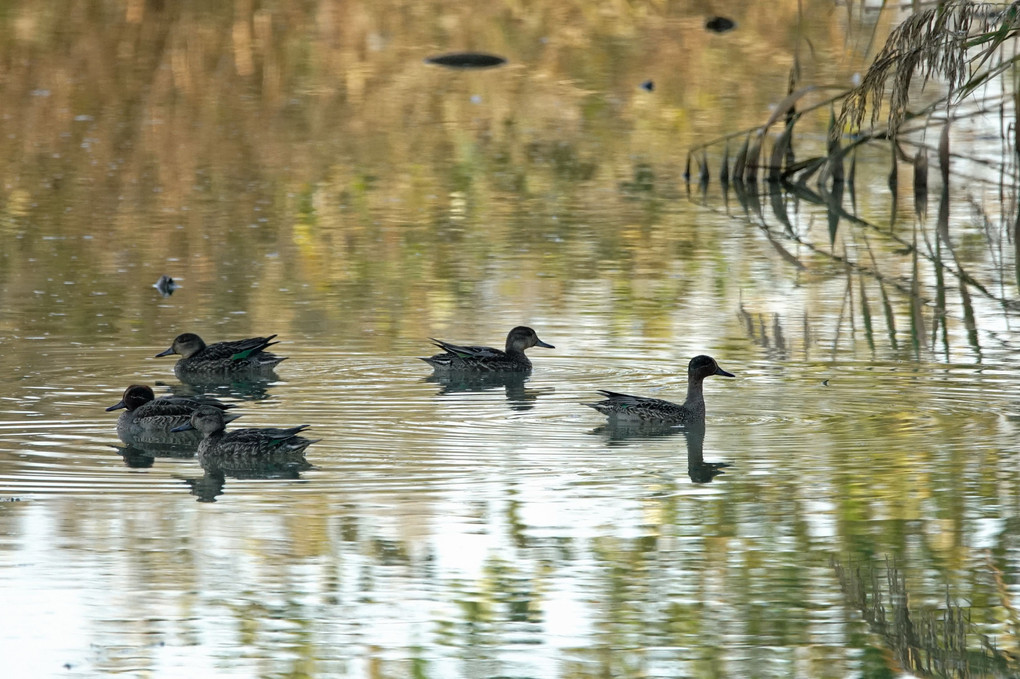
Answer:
[715,366,735,377]
[170,422,195,433]
[536,340,555,349]
[154,346,176,358]
[105,400,127,412]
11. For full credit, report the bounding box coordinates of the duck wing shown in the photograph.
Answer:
[215,426,316,457]
[202,335,279,362]
[429,339,506,360]
[588,390,684,419]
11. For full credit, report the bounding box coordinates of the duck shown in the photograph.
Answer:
[155,333,285,379]
[421,326,554,372]
[586,355,734,424]
[171,405,317,462]
[106,384,238,440]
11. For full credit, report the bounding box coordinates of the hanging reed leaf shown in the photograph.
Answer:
[938,120,950,185]
[745,134,762,183]
[859,274,875,351]
[959,277,980,352]
[733,178,764,220]
[732,176,752,215]
[888,140,898,195]
[836,1,1014,137]
[785,156,826,183]
[683,154,691,184]
[826,107,840,156]
[931,233,947,354]
[826,181,844,245]
[768,181,795,234]
[936,126,951,244]
[825,108,845,186]
[910,223,928,353]
[913,147,928,218]
[1016,206,1020,291]
[769,119,796,182]
[733,136,749,181]
[699,152,710,188]
[1016,88,1020,163]
[786,64,800,128]
[826,154,845,186]
[720,144,730,186]
[847,149,858,214]
[878,276,898,350]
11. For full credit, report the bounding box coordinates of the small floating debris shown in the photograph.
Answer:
[154,275,179,297]
[424,52,507,69]
[705,16,736,33]
[640,79,654,92]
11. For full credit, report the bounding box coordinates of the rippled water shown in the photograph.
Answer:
[3,1,1020,677]
[5,332,1020,676]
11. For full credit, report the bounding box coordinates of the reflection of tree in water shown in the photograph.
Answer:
[738,302,789,361]
[832,556,1019,677]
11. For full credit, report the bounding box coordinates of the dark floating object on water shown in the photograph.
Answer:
[424,52,507,69]
[154,275,179,297]
[640,79,654,92]
[705,16,736,33]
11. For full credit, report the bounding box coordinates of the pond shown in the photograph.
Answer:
[2,2,1020,677]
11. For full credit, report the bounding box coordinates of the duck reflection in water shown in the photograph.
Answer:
[425,371,554,411]
[155,378,275,402]
[172,405,316,502]
[112,444,159,468]
[111,442,200,468]
[590,417,686,444]
[683,420,729,483]
[591,419,729,483]
[182,457,313,503]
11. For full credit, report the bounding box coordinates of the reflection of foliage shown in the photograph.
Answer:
[832,555,1019,677]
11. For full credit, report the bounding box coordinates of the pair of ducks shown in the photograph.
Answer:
[423,326,734,424]
[109,326,733,460]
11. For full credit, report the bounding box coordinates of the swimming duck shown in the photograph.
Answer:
[171,405,317,461]
[155,333,285,379]
[421,326,554,372]
[106,384,238,440]
[586,355,734,424]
